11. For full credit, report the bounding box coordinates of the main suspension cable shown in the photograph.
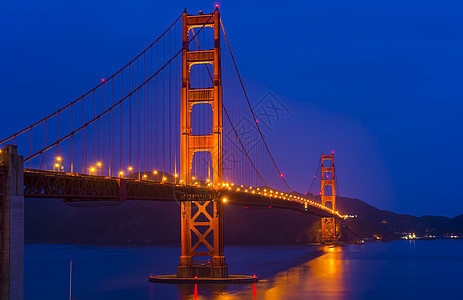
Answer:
[0,12,183,145]
[306,156,321,195]
[220,19,294,194]
[24,14,213,163]
[190,28,268,187]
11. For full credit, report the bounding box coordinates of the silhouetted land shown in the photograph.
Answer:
[25,195,463,244]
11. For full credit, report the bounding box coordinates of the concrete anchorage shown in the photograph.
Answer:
[0,145,24,300]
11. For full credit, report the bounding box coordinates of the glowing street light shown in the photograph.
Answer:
[96,161,102,175]
[54,156,64,172]
[119,171,124,178]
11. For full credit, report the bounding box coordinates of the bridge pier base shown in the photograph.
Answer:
[150,197,256,283]
[0,145,24,300]
[321,217,337,244]
[177,200,228,278]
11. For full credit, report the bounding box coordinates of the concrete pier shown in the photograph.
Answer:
[0,145,24,300]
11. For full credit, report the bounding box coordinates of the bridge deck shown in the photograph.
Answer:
[21,169,341,219]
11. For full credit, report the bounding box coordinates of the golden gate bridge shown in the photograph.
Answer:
[0,6,346,296]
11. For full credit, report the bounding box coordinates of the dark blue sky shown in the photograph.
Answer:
[1,0,462,216]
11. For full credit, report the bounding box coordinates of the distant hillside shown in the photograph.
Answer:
[334,195,463,241]
[24,195,463,245]
[25,198,321,245]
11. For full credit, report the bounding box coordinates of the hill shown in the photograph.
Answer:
[24,195,463,245]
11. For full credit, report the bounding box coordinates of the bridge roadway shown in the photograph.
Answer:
[21,169,342,219]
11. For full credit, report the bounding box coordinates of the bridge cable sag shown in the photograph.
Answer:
[0,12,184,146]
[189,28,269,188]
[306,156,321,195]
[220,19,294,195]
[23,14,214,162]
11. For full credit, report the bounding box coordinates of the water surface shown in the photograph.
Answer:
[25,240,463,299]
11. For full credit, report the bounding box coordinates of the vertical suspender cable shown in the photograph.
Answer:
[93,91,95,165]
[71,105,73,173]
[129,65,132,168]
[221,19,293,194]
[44,119,47,170]
[120,71,123,171]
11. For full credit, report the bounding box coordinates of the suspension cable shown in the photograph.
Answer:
[190,28,269,187]
[335,161,340,197]
[0,12,184,145]
[307,156,321,195]
[220,19,293,194]
[24,14,213,163]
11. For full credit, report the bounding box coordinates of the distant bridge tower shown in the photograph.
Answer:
[178,8,227,278]
[321,153,337,243]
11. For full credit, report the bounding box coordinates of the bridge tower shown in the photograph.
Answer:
[178,8,227,278]
[321,153,337,244]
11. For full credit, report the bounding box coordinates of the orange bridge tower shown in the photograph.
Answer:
[321,153,338,244]
[177,8,227,278]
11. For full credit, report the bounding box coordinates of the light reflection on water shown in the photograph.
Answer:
[172,246,346,299]
[25,240,463,299]
[207,246,346,300]
[169,241,463,299]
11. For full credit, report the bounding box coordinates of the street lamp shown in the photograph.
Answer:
[96,162,102,175]
[55,156,64,172]
[153,170,159,182]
